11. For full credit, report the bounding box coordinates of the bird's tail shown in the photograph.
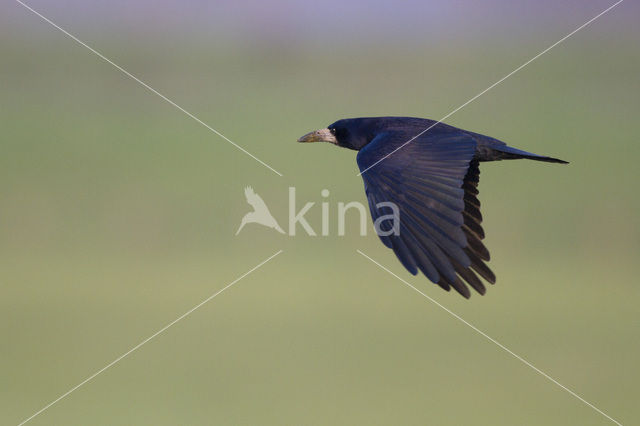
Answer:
[491,145,568,164]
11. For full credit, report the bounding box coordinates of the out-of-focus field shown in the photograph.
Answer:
[1,7,639,426]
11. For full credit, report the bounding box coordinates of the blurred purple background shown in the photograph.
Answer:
[3,0,637,44]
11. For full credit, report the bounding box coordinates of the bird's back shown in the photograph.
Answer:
[342,116,555,163]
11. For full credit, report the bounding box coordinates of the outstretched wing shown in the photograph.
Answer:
[357,127,495,298]
[244,186,269,212]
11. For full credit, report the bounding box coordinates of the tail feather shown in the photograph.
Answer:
[491,145,568,164]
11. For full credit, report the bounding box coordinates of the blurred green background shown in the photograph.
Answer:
[1,1,638,425]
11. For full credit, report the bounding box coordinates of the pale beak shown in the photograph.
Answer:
[297,128,338,144]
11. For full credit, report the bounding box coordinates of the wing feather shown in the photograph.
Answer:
[357,129,495,298]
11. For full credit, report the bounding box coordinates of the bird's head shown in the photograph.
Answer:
[297,118,384,151]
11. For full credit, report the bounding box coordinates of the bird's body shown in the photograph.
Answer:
[298,117,567,298]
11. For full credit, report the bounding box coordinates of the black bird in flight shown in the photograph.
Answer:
[298,117,567,298]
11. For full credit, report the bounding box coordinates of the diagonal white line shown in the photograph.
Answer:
[14,0,283,177]
[357,0,625,177]
[17,250,283,426]
[356,249,623,426]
